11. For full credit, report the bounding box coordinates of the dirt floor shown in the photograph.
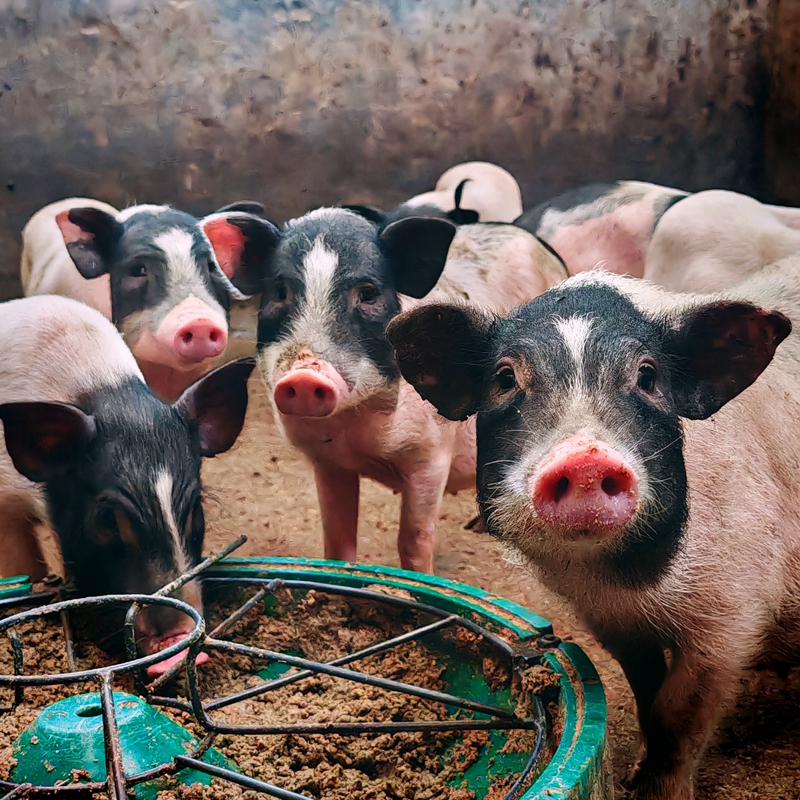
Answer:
[202,377,800,800]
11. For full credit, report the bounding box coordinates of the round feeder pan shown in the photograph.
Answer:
[200,557,612,800]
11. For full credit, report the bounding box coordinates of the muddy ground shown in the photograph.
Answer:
[203,376,800,800]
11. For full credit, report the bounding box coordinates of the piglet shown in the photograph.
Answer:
[388,265,800,799]
[21,198,277,401]
[0,295,254,674]
[256,208,566,573]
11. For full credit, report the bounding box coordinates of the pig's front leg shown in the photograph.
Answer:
[315,465,360,563]
[619,642,740,800]
[398,456,451,573]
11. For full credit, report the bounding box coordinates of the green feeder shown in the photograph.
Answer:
[12,691,234,798]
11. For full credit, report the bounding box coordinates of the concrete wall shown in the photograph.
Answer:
[0,0,770,299]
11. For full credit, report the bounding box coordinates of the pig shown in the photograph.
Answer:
[21,198,277,401]
[515,181,688,277]
[643,189,800,293]
[0,294,254,674]
[256,208,567,573]
[388,266,800,799]
[344,161,524,225]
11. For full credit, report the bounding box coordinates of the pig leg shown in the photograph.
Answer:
[315,465,360,563]
[398,458,451,574]
[617,642,741,800]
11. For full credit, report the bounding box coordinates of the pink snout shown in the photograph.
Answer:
[274,369,341,417]
[531,437,639,534]
[173,321,227,361]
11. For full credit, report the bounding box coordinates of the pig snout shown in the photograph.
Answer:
[149,297,229,368]
[273,362,349,417]
[174,320,227,361]
[531,437,639,534]
[136,582,209,677]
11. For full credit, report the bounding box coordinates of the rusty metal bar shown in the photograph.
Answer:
[154,536,247,599]
[147,585,269,693]
[173,757,314,800]
[203,637,516,719]
[99,675,127,800]
[205,613,459,712]
[0,783,32,799]
[204,576,517,657]
[196,716,542,736]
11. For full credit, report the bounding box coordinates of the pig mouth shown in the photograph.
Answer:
[138,632,210,678]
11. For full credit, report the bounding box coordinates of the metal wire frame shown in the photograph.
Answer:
[0,543,551,800]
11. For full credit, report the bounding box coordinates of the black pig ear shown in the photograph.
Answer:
[202,213,281,295]
[386,303,494,420]
[55,207,122,279]
[0,402,97,482]
[175,358,256,456]
[342,204,390,224]
[666,301,792,420]
[379,217,457,299]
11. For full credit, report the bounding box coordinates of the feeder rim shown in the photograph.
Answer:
[0,594,204,685]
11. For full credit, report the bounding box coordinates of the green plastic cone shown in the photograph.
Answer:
[12,691,235,798]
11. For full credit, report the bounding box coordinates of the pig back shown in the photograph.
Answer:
[409,223,566,314]
[0,295,142,406]
[21,197,117,319]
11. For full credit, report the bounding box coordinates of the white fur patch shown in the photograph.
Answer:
[117,204,171,221]
[555,316,593,368]
[154,470,189,574]
[284,237,339,354]
[148,228,225,324]
[154,229,202,289]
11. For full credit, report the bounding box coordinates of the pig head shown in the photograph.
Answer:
[55,203,278,401]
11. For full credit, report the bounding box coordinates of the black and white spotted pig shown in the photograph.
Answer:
[21,198,276,401]
[515,181,688,277]
[388,266,800,799]
[0,295,254,675]
[256,208,566,573]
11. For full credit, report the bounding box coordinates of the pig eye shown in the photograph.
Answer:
[274,282,292,303]
[128,263,147,279]
[494,365,517,392]
[637,363,657,394]
[357,284,380,304]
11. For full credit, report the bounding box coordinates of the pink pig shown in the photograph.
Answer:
[256,208,566,572]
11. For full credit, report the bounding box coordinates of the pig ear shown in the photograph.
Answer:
[386,303,494,420]
[213,201,267,218]
[0,402,97,482]
[379,217,457,299]
[667,301,792,420]
[342,204,390,224]
[447,179,480,225]
[175,358,256,456]
[202,213,281,295]
[55,207,122,279]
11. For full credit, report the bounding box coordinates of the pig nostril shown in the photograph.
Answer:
[314,387,326,400]
[553,476,570,502]
[601,476,621,496]
[182,332,193,344]
[285,387,296,399]
[209,330,219,342]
